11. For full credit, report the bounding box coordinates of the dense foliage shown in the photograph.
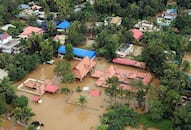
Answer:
[100,104,138,130]
[0,0,191,129]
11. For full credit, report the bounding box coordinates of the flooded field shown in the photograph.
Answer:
[1,57,157,130]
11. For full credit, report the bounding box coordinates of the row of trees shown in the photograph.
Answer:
[0,53,39,81]
[0,78,34,126]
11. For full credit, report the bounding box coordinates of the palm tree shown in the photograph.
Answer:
[105,76,119,105]
[61,87,71,95]
[125,90,133,104]
[78,95,87,109]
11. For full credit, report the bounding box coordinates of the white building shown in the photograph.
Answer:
[1,39,20,54]
[116,43,134,57]
[1,24,16,31]
[134,20,160,33]
[0,33,12,45]
[104,16,122,26]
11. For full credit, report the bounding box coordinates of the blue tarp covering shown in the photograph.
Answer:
[57,20,71,29]
[58,46,96,59]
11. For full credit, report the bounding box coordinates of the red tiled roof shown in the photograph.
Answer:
[44,85,58,93]
[95,65,152,91]
[32,96,40,102]
[89,89,101,96]
[20,26,44,38]
[72,57,96,80]
[91,70,104,78]
[112,58,146,69]
[130,29,143,41]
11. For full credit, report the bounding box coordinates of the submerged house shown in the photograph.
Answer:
[91,65,152,92]
[72,57,96,81]
[58,45,96,59]
[112,58,146,69]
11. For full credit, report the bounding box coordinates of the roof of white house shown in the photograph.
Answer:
[1,24,16,31]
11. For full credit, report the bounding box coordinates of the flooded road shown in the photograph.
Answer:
[1,57,157,130]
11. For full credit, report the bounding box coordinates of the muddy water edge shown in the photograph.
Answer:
[1,57,159,130]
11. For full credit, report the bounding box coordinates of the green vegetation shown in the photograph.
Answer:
[0,78,34,126]
[13,107,35,125]
[0,0,191,129]
[12,95,28,108]
[65,43,74,60]
[139,114,173,130]
[78,95,87,109]
[54,61,75,83]
[100,104,138,130]
[61,86,71,95]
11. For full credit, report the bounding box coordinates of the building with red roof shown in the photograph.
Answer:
[19,26,44,38]
[130,29,143,41]
[44,85,58,93]
[112,58,146,69]
[72,57,96,81]
[91,65,152,92]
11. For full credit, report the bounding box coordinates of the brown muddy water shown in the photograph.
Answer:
[182,53,191,73]
[1,57,158,130]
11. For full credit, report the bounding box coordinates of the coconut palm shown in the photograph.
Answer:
[105,76,119,105]
[78,95,87,109]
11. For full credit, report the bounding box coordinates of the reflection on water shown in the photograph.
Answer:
[2,57,159,130]
[64,105,74,115]
[77,111,89,122]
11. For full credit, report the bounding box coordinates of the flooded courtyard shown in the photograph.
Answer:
[1,57,156,130]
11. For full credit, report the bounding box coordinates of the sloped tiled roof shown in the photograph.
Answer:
[72,57,96,80]
[19,26,44,38]
[130,29,143,41]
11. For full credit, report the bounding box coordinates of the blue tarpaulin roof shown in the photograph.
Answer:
[56,20,71,29]
[58,46,96,59]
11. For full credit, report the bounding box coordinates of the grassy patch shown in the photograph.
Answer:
[139,114,173,130]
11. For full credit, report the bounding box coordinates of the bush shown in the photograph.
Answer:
[12,95,28,108]
[100,104,138,130]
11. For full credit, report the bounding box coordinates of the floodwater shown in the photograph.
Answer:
[182,53,191,74]
[1,57,158,130]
